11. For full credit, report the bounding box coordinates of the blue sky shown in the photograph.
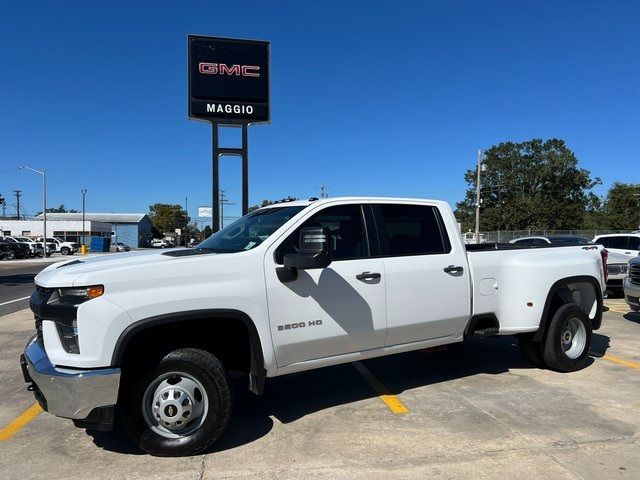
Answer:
[1,1,638,226]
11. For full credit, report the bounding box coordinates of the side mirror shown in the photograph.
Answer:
[277,227,332,282]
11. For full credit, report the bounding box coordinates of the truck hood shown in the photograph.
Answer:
[34,250,191,287]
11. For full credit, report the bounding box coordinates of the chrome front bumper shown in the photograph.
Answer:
[21,336,121,420]
[625,277,640,309]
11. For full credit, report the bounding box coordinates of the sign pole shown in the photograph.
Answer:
[212,123,221,232]
[242,124,249,216]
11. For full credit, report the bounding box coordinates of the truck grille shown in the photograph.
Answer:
[630,264,640,286]
[35,316,44,346]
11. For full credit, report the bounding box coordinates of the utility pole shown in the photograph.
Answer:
[81,189,87,247]
[219,190,236,229]
[318,183,329,199]
[185,196,189,246]
[14,190,22,220]
[474,150,483,244]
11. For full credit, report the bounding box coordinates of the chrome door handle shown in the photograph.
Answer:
[356,271,381,281]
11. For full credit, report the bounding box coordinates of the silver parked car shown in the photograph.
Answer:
[625,256,640,312]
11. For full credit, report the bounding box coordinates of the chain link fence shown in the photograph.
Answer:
[463,229,637,244]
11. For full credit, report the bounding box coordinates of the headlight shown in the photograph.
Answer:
[48,285,104,304]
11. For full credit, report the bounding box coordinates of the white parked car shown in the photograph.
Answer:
[151,239,171,248]
[593,233,640,258]
[21,197,607,456]
[4,236,48,257]
[592,234,640,295]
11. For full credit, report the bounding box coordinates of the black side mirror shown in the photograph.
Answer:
[277,227,332,282]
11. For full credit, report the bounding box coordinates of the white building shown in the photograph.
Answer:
[0,219,112,242]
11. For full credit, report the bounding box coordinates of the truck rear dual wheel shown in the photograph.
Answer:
[519,303,592,372]
[123,348,232,456]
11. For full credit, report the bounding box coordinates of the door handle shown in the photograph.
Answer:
[356,271,381,281]
[443,265,464,275]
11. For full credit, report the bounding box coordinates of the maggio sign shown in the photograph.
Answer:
[188,35,270,123]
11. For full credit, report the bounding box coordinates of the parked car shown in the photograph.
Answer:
[37,237,79,255]
[3,236,45,257]
[625,256,640,312]
[113,242,131,252]
[593,233,640,258]
[0,238,30,259]
[20,197,608,456]
[510,235,593,246]
[150,239,171,248]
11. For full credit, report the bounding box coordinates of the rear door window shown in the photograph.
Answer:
[374,204,450,256]
[627,236,640,250]
[607,236,629,249]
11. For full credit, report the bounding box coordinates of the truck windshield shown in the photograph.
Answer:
[196,205,306,253]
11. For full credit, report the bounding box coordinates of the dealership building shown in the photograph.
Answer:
[0,219,112,242]
[33,213,154,248]
[0,213,153,248]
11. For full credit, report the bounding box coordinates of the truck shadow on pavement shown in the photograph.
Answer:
[89,332,610,455]
[0,273,36,287]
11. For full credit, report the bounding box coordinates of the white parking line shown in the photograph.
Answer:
[0,296,30,307]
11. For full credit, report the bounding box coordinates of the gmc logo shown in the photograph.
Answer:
[199,62,260,77]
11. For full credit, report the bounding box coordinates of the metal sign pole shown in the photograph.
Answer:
[211,123,249,233]
[241,124,249,216]
[212,123,221,233]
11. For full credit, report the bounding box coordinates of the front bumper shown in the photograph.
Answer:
[625,277,640,309]
[20,336,120,420]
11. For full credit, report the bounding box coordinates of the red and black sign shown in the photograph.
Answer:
[188,35,270,123]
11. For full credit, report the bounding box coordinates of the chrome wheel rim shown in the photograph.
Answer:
[561,317,586,360]
[142,371,209,439]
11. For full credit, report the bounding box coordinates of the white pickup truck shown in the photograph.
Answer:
[21,197,607,456]
[38,237,79,255]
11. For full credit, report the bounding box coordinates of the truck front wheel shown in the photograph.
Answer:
[123,348,232,456]
[541,303,592,372]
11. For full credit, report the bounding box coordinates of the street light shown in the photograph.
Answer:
[19,166,47,252]
[474,150,486,244]
[81,188,87,247]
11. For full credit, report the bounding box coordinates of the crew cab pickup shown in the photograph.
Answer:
[21,197,606,456]
[37,237,79,255]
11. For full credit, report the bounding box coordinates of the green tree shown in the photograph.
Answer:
[35,204,80,215]
[148,203,189,235]
[600,182,640,230]
[203,225,212,239]
[455,139,601,231]
[248,196,298,212]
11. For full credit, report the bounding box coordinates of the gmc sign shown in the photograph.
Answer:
[188,35,270,123]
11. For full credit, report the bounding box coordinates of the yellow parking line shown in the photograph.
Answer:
[352,362,408,414]
[0,403,43,442]
[602,354,640,370]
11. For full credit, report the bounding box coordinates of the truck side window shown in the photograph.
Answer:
[607,236,628,249]
[275,204,369,264]
[628,237,640,250]
[375,204,451,256]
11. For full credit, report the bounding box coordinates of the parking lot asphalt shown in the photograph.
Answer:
[1,301,639,480]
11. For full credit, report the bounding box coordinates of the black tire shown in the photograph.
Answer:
[6,250,15,260]
[517,333,544,367]
[541,303,592,372]
[61,247,70,255]
[123,348,232,457]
